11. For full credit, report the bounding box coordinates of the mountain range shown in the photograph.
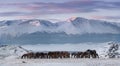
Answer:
[0,17,120,44]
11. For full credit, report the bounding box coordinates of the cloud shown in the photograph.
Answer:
[0,12,30,16]
[91,15,108,19]
[21,1,120,12]
[0,0,120,20]
[91,15,120,20]
[23,1,97,13]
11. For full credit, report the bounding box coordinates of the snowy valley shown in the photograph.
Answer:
[0,42,120,66]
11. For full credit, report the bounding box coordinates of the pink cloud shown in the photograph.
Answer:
[21,6,40,10]
[90,15,107,19]
[90,15,120,20]
[16,15,38,19]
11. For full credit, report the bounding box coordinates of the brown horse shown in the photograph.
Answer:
[81,51,90,58]
[21,52,35,59]
[81,49,99,58]
[89,50,99,58]
[61,51,70,58]
[76,52,84,58]
[71,52,77,58]
[47,51,70,59]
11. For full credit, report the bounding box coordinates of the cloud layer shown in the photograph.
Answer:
[0,0,120,21]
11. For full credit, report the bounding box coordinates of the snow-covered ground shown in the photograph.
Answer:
[0,42,120,66]
[0,58,120,66]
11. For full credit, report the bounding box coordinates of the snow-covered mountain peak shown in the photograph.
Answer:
[67,17,78,22]
[67,17,87,22]
[29,20,41,27]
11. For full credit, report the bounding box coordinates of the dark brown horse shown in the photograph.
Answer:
[35,52,45,58]
[21,52,35,59]
[61,51,70,58]
[89,50,99,58]
[47,51,70,59]
[76,52,84,58]
[81,49,99,58]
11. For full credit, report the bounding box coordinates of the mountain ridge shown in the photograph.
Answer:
[0,17,120,44]
[0,17,120,36]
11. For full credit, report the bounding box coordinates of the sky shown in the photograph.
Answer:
[0,0,120,22]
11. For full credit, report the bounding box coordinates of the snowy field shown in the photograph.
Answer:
[0,42,120,66]
[0,58,120,66]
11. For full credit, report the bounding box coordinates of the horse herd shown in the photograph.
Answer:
[21,49,99,59]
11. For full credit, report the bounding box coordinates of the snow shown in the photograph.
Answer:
[0,45,29,59]
[0,58,120,66]
[29,21,40,27]
[0,42,120,66]
[67,16,77,22]
[21,42,108,55]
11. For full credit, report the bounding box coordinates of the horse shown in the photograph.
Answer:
[21,52,35,59]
